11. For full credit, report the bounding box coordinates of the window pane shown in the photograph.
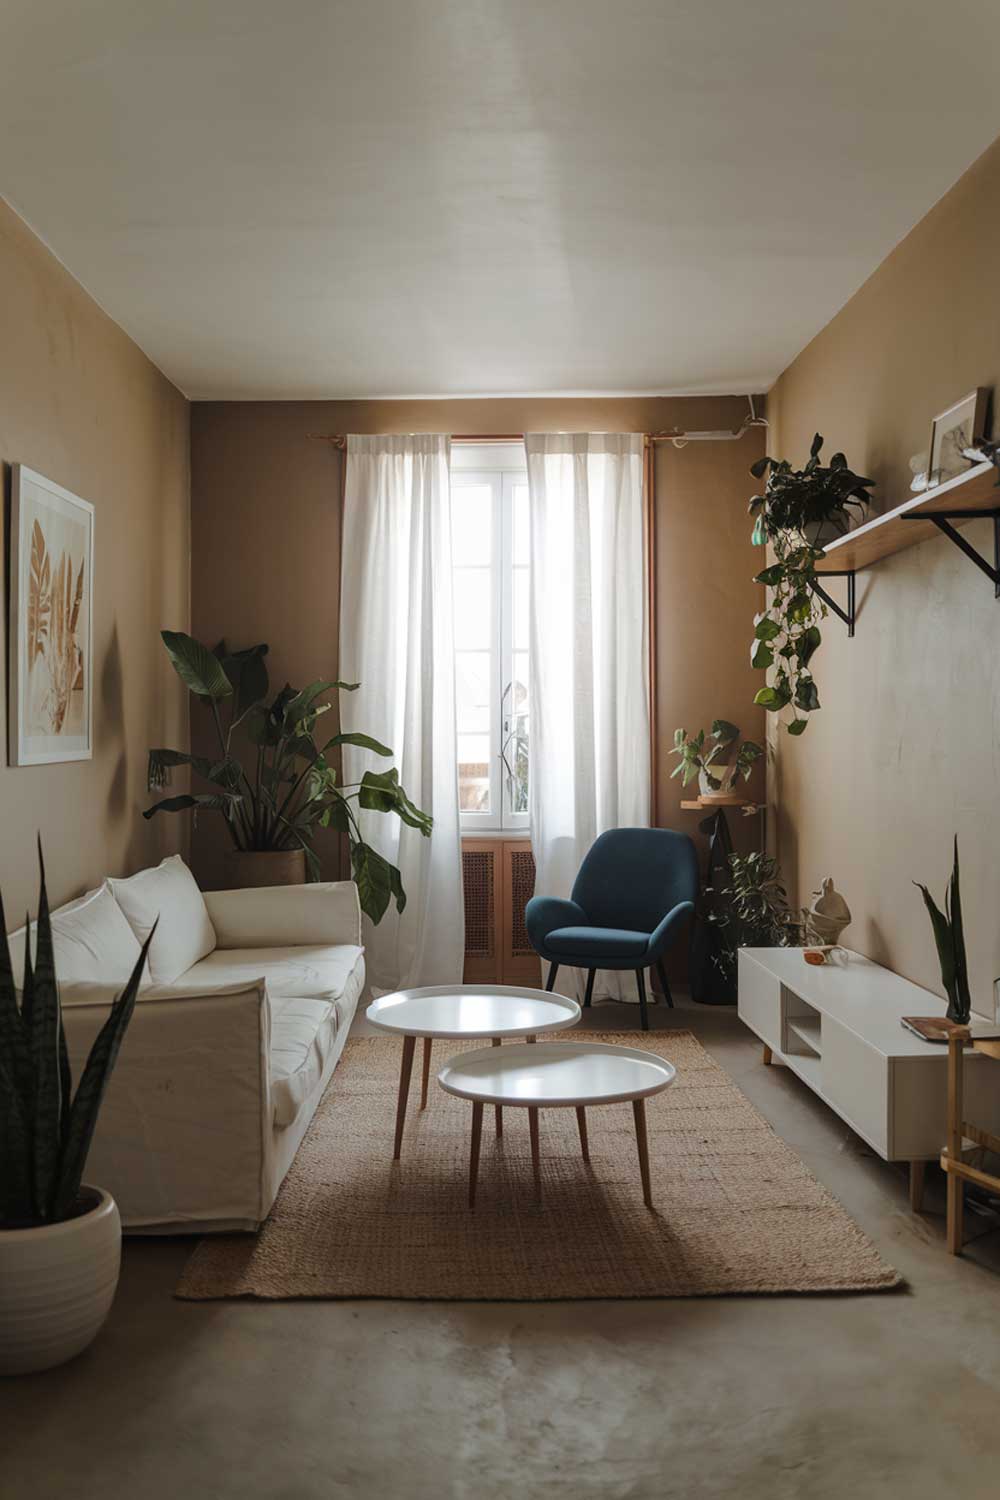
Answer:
[513,566,529,652]
[455,651,491,734]
[505,654,529,816]
[512,483,529,566]
[458,733,491,814]
[452,568,492,649]
[451,484,492,566]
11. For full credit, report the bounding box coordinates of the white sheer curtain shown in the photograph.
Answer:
[339,434,464,991]
[525,432,650,1001]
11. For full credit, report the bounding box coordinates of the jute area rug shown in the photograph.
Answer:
[176,1031,901,1301]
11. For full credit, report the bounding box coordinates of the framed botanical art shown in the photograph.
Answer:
[8,464,94,765]
[928,388,989,488]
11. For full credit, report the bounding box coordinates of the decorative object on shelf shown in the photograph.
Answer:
[914,837,972,1025]
[669,720,762,797]
[7,465,94,766]
[145,632,432,922]
[0,846,152,1375]
[928,389,989,488]
[802,876,852,947]
[749,434,875,735]
[961,434,1000,486]
[909,451,930,493]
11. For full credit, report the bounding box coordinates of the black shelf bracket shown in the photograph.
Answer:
[900,509,1000,597]
[810,570,856,636]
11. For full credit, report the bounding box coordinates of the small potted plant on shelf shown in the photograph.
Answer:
[145,632,431,922]
[669,720,763,799]
[915,838,972,1025]
[0,848,151,1375]
[749,434,875,735]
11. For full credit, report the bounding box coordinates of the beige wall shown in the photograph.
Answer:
[1,198,190,920]
[769,134,1000,1018]
[190,397,764,889]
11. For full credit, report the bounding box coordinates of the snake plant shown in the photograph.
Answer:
[145,632,432,924]
[914,837,972,1025]
[0,847,152,1229]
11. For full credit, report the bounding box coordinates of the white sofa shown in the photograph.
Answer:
[8,858,365,1234]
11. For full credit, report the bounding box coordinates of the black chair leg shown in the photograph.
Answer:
[583,970,596,1009]
[636,967,649,1031]
[655,959,674,1009]
[545,962,559,992]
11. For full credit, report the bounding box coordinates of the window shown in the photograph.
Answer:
[451,443,530,830]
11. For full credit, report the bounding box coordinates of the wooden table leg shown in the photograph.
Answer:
[492,1038,502,1137]
[576,1106,590,1162]
[393,1035,416,1160]
[420,1037,432,1110]
[469,1101,484,1209]
[762,1044,773,1066]
[529,1107,541,1204]
[946,1034,965,1255]
[909,1159,926,1213]
[633,1097,653,1209]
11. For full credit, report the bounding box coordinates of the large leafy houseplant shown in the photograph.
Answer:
[1,848,151,1229]
[915,838,972,1024]
[749,434,875,735]
[707,850,799,981]
[145,633,431,924]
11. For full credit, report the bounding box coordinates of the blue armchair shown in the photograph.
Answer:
[525,827,699,1031]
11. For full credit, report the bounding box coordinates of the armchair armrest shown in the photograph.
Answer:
[525,895,588,949]
[204,880,362,950]
[646,900,695,962]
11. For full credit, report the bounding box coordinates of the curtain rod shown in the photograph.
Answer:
[307,422,768,450]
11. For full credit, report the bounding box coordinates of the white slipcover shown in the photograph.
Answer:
[18,872,367,1234]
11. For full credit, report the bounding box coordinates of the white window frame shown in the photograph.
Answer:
[451,445,530,834]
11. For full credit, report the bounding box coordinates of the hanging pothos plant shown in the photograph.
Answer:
[749,434,874,735]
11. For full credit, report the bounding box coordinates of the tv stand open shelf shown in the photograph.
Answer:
[738,947,1000,1213]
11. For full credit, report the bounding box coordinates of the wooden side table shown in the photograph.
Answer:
[942,1032,1000,1254]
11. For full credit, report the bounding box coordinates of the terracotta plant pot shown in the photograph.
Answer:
[225,849,307,889]
[0,1186,121,1376]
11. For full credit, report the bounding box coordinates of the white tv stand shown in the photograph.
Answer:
[737,947,1000,1209]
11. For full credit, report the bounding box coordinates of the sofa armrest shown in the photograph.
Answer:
[62,981,272,1230]
[525,895,588,949]
[203,880,362,950]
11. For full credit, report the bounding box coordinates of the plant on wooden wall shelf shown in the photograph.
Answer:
[749,434,875,735]
[144,633,432,923]
[669,720,762,795]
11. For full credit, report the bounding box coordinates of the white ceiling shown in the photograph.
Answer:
[2,1,999,401]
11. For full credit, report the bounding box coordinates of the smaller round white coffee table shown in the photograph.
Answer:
[366,985,581,1159]
[437,1042,676,1209]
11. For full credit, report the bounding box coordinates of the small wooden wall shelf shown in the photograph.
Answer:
[815,460,998,574]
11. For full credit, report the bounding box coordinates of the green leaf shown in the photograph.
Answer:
[754,564,785,587]
[796,625,822,666]
[319,799,351,832]
[787,718,808,736]
[216,642,270,715]
[751,640,773,670]
[325,731,393,758]
[350,843,393,925]
[751,516,767,547]
[0,889,31,1110]
[0,1050,33,1223]
[142,792,241,820]
[161,631,233,700]
[282,682,333,724]
[51,931,153,1221]
[30,847,62,1219]
[754,615,782,642]
[754,685,791,712]
[948,837,971,1023]
[749,456,772,479]
[793,677,820,713]
[710,720,739,745]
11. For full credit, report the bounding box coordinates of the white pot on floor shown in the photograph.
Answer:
[0,1186,121,1376]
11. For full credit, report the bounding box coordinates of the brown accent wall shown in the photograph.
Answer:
[190,396,764,889]
[1,198,190,919]
[768,134,1000,1016]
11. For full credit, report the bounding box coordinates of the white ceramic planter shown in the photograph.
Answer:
[698,763,737,798]
[0,1186,121,1376]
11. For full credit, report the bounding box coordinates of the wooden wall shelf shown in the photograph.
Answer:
[815,460,998,574]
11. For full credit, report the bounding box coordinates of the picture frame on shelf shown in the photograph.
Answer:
[8,464,94,766]
[928,388,989,488]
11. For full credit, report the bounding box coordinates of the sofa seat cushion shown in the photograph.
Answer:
[177,943,364,1002]
[544,925,650,959]
[268,954,366,1127]
[110,855,216,985]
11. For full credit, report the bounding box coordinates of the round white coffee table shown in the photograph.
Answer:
[366,985,581,1159]
[437,1041,676,1208]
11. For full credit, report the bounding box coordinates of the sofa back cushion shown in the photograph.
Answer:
[6,883,145,990]
[109,855,216,985]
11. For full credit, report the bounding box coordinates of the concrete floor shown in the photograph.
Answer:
[3,999,1000,1500]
